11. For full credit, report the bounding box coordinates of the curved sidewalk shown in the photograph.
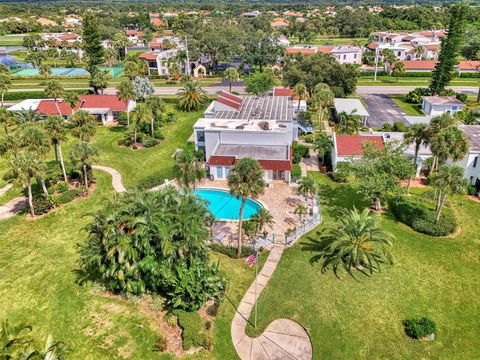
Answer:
[92,165,127,193]
[231,245,313,360]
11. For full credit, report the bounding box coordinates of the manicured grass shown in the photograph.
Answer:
[288,36,367,46]
[0,34,25,46]
[390,95,424,116]
[358,76,479,87]
[247,173,480,359]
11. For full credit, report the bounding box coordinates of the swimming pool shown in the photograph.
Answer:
[193,188,262,220]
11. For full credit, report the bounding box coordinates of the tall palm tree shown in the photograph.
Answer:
[70,141,99,191]
[44,79,64,117]
[426,113,455,174]
[429,126,469,173]
[314,133,332,165]
[174,148,205,189]
[64,92,79,115]
[414,45,424,60]
[44,115,68,181]
[312,83,334,125]
[0,72,11,107]
[39,63,52,79]
[104,47,118,67]
[430,165,468,223]
[130,103,152,146]
[177,80,209,111]
[250,208,274,236]
[314,207,394,278]
[292,83,309,112]
[9,151,44,216]
[222,67,239,93]
[70,110,97,141]
[294,204,308,222]
[116,79,135,126]
[404,123,429,192]
[334,111,362,135]
[145,95,166,136]
[15,109,41,126]
[227,158,266,258]
[297,176,316,209]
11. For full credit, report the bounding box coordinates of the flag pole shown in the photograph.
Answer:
[254,237,258,329]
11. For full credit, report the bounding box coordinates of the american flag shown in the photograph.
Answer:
[246,253,256,266]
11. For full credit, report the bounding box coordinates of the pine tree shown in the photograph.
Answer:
[82,13,105,94]
[429,4,467,95]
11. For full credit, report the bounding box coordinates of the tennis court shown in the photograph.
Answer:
[13,66,123,77]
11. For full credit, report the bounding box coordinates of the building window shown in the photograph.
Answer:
[224,167,230,177]
[343,54,346,60]
[196,131,205,142]
[354,54,357,59]
[474,156,478,168]
[216,166,223,179]
[397,51,401,56]
[470,176,474,183]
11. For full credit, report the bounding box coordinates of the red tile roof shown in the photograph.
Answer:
[402,35,416,41]
[458,60,480,71]
[366,43,378,50]
[217,96,242,110]
[219,91,243,104]
[335,135,384,156]
[207,156,236,166]
[423,44,439,51]
[402,60,437,70]
[126,30,142,37]
[271,20,289,27]
[139,52,158,61]
[36,100,75,116]
[150,18,165,27]
[80,95,128,111]
[59,34,78,41]
[207,156,292,171]
[149,42,162,49]
[318,46,333,54]
[273,87,293,97]
[286,47,317,55]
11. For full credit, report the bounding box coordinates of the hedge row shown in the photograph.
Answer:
[388,196,457,237]
[5,90,91,101]
[209,243,253,258]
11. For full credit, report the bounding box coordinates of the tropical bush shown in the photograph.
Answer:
[177,311,209,350]
[291,164,302,181]
[405,87,431,104]
[388,196,457,236]
[32,194,55,215]
[403,317,437,339]
[331,162,352,183]
[292,143,310,164]
[143,137,159,148]
[56,189,78,204]
[208,243,253,258]
[79,188,226,311]
[467,184,478,196]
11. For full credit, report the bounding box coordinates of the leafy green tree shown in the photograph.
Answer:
[312,207,394,278]
[0,72,11,107]
[351,142,415,211]
[430,165,468,223]
[79,188,225,311]
[312,83,334,124]
[44,80,64,117]
[177,80,208,111]
[70,110,97,141]
[116,79,135,126]
[129,103,152,146]
[222,67,239,93]
[292,83,309,112]
[103,47,118,67]
[70,141,98,189]
[39,63,51,79]
[89,70,110,95]
[124,57,147,80]
[391,61,405,82]
[113,32,130,60]
[9,151,44,216]
[228,158,266,257]
[174,147,206,190]
[44,115,68,181]
[314,133,332,165]
[242,31,281,71]
[244,71,275,97]
[82,13,105,93]
[334,111,362,135]
[429,4,467,94]
[145,96,166,136]
[23,33,41,51]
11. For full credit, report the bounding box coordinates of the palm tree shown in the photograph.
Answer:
[414,45,424,60]
[297,176,316,209]
[64,92,79,115]
[0,72,11,107]
[9,151,44,216]
[70,110,97,141]
[314,207,394,278]
[44,115,68,181]
[312,83,334,125]
[174,148,205,190]
[177,80,209,111]
[130,103,152,146]
[145,96,166,136]
[116,79,135,126]
[39,63,52,79]
[430,165,468,223]
[391,61,405,82]
[90,70,110,95]
[70,141,99,191]
[294,204,308,222]
[292,83,309,112]
[0,107,15,134]
[251,208,274,236]
[314,133,332,165]
[227,158,266,258]
[113,32,131,60]
[404,123,429,192]
[426,113,455,174]
[429,126,469,174]
[44,79,64,117]
[104,47,118,67]
[334,111,362,135]
[15,109,41,126]
[223,67,239,93]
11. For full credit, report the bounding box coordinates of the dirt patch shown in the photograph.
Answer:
[467,195,480,203]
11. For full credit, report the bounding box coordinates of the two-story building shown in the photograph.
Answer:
[458,125,480,190]
[193,91,301,183]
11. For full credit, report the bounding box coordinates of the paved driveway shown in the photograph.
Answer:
[360,94,406,128]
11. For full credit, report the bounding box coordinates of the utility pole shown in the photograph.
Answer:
[374,45,379,82]
[184,35,190,75]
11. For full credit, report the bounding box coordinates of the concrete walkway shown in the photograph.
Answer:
[0,183,13,197]
[231,245,312,360]
[0,197,27,220]
[92,165,126,193]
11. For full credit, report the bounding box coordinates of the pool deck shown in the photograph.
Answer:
[196,179,306,248]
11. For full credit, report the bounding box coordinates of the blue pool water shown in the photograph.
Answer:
[193,188,262,220]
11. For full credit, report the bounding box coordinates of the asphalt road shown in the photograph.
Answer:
[360,94,406,128]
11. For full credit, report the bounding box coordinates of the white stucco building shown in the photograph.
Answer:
[421,96,466,116]
[193,91,301,183]
[458,125,480,189]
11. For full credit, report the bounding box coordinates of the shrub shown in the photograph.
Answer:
[153,129,164,140]
[388,196,457,236]
[54,181,70,193]
[177,311,208,350]
[137,174,163,190]
[456,92,467,103]
[405,87,431,104]
[382,123,393,131]
[153,334,168,352]
[209,243,253,258]
[331,162,352,183]
[117,112,128,126]
[467,184,478,196]
[393,122,407,132]
[56,189,78,205]
[403,317,437,339]
[118,134,132,147]
[32,194,55,215]
[300,133,315,143]
[291,164,302,181]
[292,143,310,164]
[143,137,160,148]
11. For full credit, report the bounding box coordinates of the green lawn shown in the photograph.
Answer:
[288,36,367,46]
[247,173,480,359]
[0,34,25,46]
[358,76,479,87]
[390,95,424,116]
